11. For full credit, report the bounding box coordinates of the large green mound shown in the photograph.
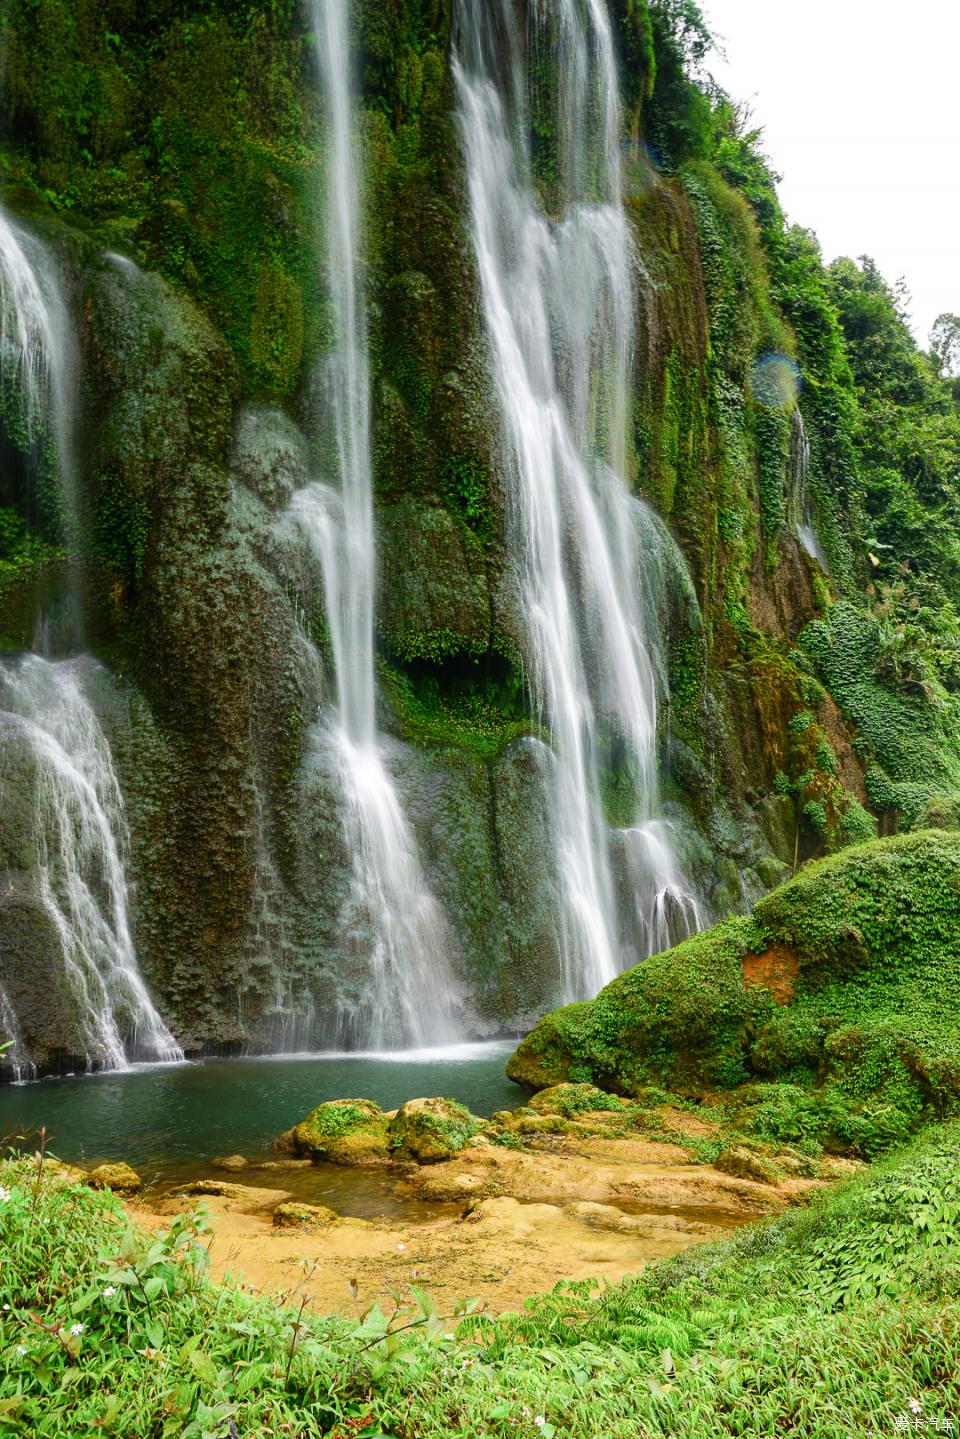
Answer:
[509,831,960,1155]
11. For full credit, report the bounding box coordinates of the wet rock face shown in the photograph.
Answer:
[377,500,491,662]
[0,884,77,1073]
[78,259,311,1048]
[229,406,309,512]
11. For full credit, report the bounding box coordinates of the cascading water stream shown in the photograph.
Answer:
[789,408,826,567]
[0,210,181,1072]
[0,656,182,1068]
[454,0,701,1001]
[286,0,459,1050]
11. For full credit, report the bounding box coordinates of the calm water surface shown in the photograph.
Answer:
[0,1042,523,1181]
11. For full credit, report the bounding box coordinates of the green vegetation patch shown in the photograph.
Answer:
[510,831,960,1156]
[4,1127,960,1436]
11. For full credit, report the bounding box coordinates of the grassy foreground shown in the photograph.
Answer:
[1,1130,959,1437]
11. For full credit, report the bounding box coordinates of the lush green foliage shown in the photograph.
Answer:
[4,1128,960,1436]
[641,0,960,848]
[510,832,960,1156]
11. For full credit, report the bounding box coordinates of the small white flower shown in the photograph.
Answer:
[396,1243,406,1251]
[15,1345,25,1356]
[69,1323,84,1338]
[2,1304,9,1311]
[909,1399,923,1414]
[534,1419,546,1429]
[0,1186,11,1203]
[103,1286,117,1298]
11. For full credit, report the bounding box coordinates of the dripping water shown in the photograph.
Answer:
[789,408,826,567]
[0,655,182,1068]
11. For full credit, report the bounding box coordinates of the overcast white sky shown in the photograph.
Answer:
[701,0,960,346]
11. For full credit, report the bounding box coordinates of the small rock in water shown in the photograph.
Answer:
[211,1154,248,1171]
[86,1162,143,1194]
[272,1201,338,1230]
[388,1097,485,1164]
[177,1179,245,1198]
[281,1098,391,1166]
[256,1158,315,1171]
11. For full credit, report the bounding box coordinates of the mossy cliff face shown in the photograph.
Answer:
[1,1,958,1062]
[509,831,960,1155]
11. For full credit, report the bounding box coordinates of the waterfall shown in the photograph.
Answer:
[0,985,34,1084]
[454,0,701,1001]
[290,0,459,1049]
[0,655,182,1068]
[0,213,181,1072]
[789,408,826,567]
[0,210,80,581]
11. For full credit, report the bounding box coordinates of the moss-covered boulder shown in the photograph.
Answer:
[509,832,960,1150]
[272,1201,338,1230]
[387,1097,484,1163]
[527,1083,629,1118]
[86,1163,142,1194]
[714,1147,783,1186]
[284,1099,391,1166]
[177,1179,244,1198]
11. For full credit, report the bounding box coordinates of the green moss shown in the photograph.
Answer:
[800,602,960,827]
[510,831,960,1155]
[2,3,318,401]
[380,658,534,760]
[288,1098,391,1165]
[387,1096,483,1163]
[754,405,790,564]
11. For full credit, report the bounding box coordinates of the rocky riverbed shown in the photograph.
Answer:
[82,1083,861,1317]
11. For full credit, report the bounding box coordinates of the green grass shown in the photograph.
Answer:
[3,1126,960,1436]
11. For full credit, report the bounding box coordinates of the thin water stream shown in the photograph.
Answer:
[282,0,460,1050]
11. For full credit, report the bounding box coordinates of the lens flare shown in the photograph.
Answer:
[749,352,801,411]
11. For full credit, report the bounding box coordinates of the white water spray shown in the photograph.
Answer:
[0,210,79,558]
[455,0,701,1000]
[0,213,180,1071]
[0,655,182,1068]
[0,985,34,1083]
[291,0,459,1049]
